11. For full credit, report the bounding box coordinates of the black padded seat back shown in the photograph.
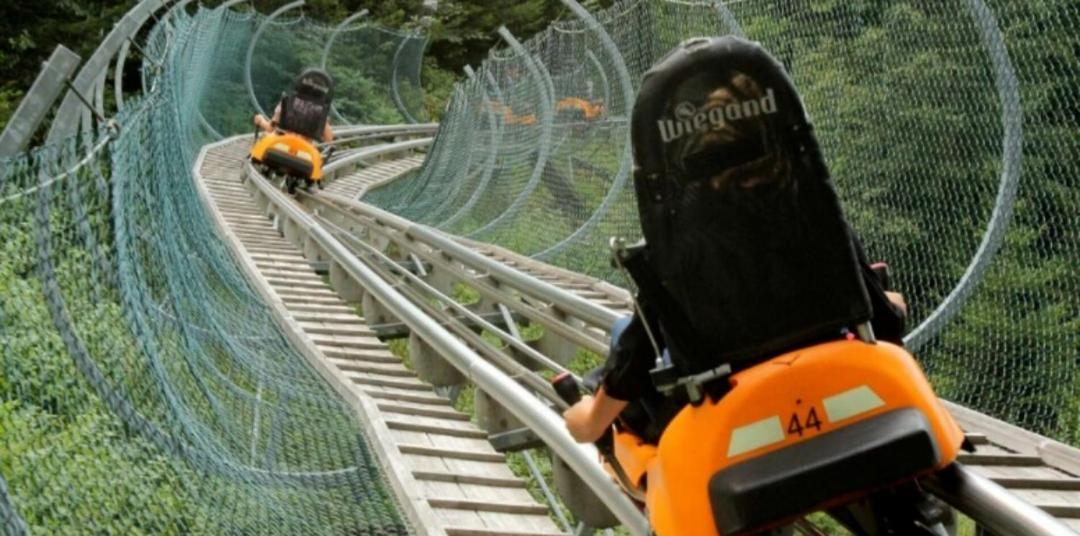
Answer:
[629,37,871,372]
[279,68,334,141]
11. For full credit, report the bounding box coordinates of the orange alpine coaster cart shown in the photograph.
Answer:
[555,37,965,536]
[250,69,334,194]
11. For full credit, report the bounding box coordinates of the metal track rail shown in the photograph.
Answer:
[194,135,571,536]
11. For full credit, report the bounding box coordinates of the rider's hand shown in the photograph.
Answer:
[254,114,272,132]
[562,389,628,443]
[564,396,604,443]
[885,291,907,317]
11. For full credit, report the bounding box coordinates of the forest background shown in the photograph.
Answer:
[0,0,613,129]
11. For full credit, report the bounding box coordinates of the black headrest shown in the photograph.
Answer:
[631,36,810,190]
[628,37,871,369]
[292,68,334,103]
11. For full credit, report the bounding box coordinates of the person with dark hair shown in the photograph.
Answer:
[254,68,336,143]
[563,37,908,445]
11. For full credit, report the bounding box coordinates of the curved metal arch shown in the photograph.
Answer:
[388,86,467,214]
[47,0,173,144]
[442,68,506,229]
[390,34,425,124]
[320,8,369,124]
[423,67,496,222]
[244,0,304,118]
[586,49,610,110]
[905,0,1022,350]
[114,40,133,111]
[194,4,227,139]
[0,45,80,156]
[712,0,745,37]
[92,72,107,133]
[466,27,555,239]
[533,0,636,260]
[218,0,251,10]
[417,93,482,219]
[30,140,373,491]
[114,0,193,113]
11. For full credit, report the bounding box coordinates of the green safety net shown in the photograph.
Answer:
[0,5,425,534]
[2,0,1080,533]
[367,0,1080,446]
[248,14,428,127]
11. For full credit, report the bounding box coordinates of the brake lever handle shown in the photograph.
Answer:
[552,372,616,452]
[870,262,892,291]
[552,371,583,406]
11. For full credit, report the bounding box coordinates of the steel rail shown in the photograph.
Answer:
[313,193,622,332]
[924,464,1074,536]
[242,158,651,536]
[321,137,432,175]
[309,193,613,356]
[331,122,437,138]
[311,206,579,382]
[321,127,432,148]
[314,214,571,400]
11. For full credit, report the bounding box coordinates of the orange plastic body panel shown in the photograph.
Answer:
[556,97,604,120]
[612,429,657,490]
[607,340,963,536]
[506,111,537,125]
[486,101,538,126]
[250,132,323,181]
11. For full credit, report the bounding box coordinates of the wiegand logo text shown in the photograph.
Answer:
[657,88,778,143]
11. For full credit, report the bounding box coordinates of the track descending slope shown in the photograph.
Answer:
[324,155,426,200]
[196,137,564,536]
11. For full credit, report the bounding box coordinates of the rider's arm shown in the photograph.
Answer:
[848,226,908,343]
[322,117,334,142]
[563,311,661,442]
[564,388,628,443]
[253,104,283,134]
[254,113,272,132]
[884,291,907,316]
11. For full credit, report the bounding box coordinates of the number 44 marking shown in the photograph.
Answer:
[787,407,822,437]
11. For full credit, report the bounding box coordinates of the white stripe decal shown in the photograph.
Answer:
[823,385,885,423]
[728,416,785,457]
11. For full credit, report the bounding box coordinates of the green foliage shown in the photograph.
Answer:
[0,401,203,533]
[0,0,136,129]
[450,282,481,305]
[0,223,201,532]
